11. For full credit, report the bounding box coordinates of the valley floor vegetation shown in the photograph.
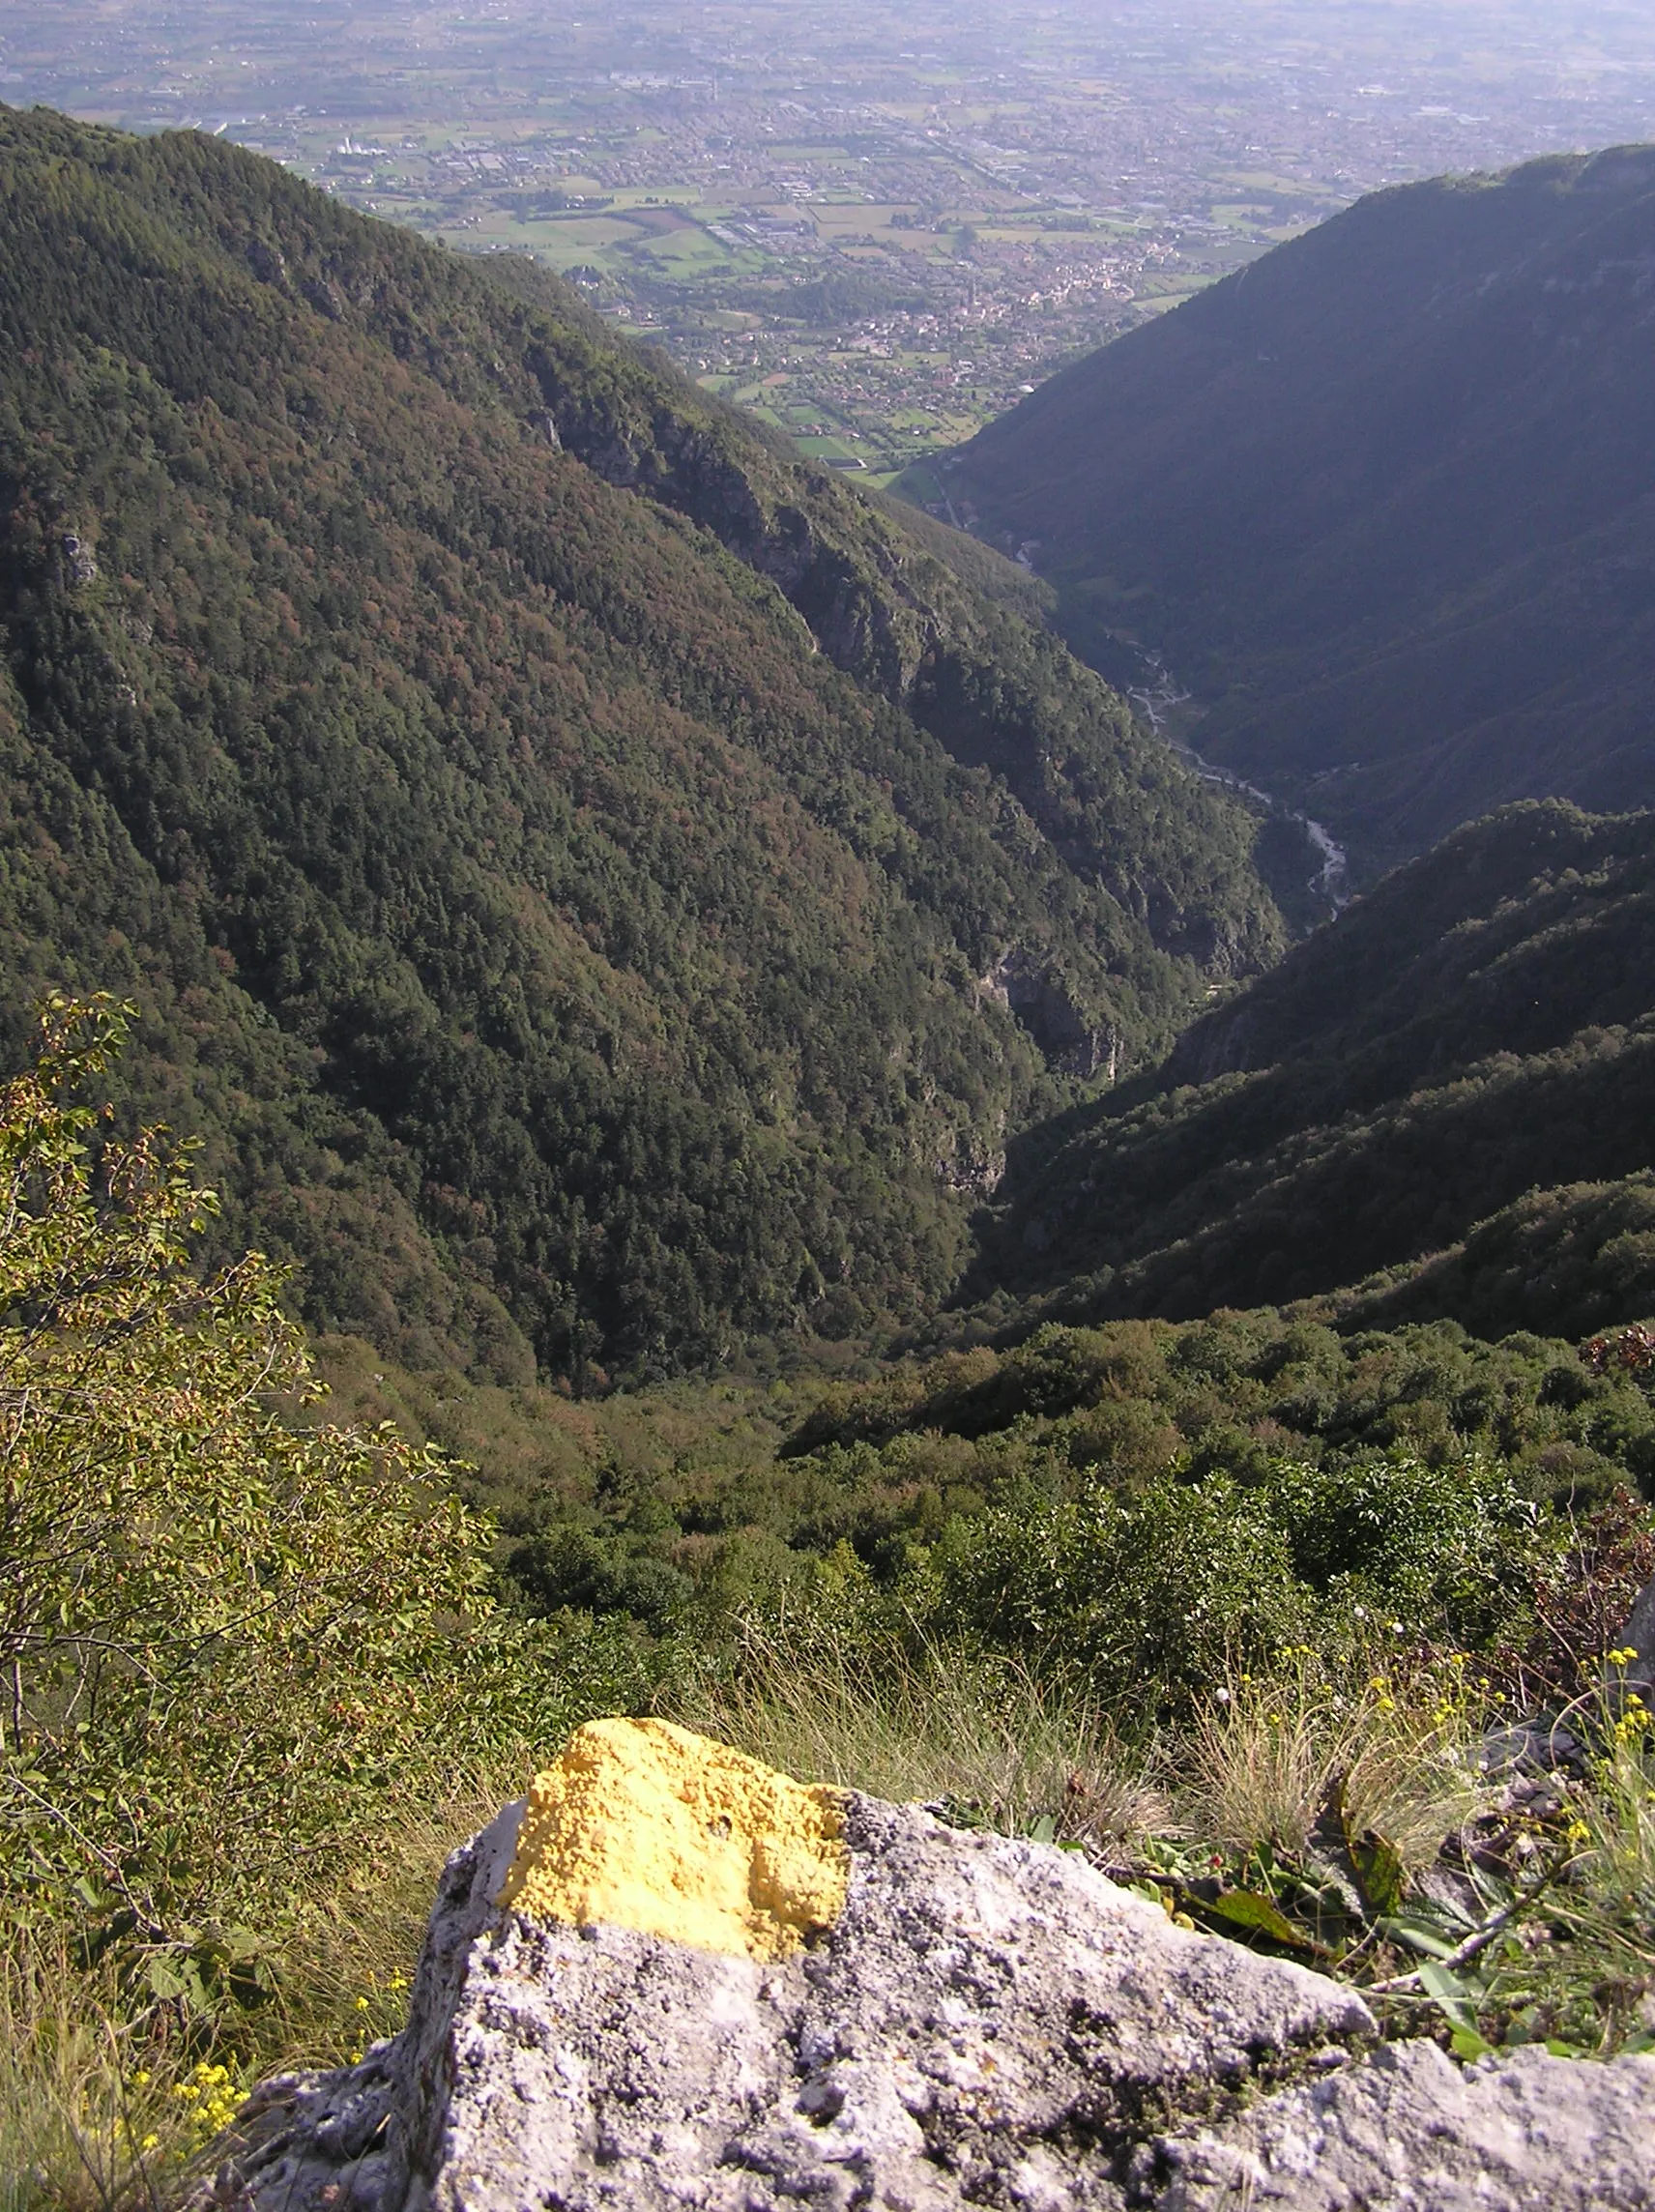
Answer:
[5,1004,1655,2207]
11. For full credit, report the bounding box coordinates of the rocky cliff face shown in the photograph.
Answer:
[210,1721,1655,2212]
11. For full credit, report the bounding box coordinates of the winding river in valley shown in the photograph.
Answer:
[1126,655,1350,912]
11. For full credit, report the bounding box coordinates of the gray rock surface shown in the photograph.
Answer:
[1474,1716,1587,1779]
[1147,2038,1655,2210]
[214,1792,1655,2212]
[1615,1568,1655,1703]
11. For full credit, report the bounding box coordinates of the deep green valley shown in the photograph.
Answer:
[4,109,1655,2197]
[0,104,1289,1389]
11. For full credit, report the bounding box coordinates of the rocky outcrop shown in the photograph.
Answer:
[523,381,935,701]
[212,1721,1655,2212]
[1616,1567,1655,1704]
[980,948,1121,1081]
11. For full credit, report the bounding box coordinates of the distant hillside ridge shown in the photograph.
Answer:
[950,146,1655,876]
[0,106,1284,1383]
[973,800,1655,1338]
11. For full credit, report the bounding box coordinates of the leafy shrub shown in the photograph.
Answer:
[506,1527,693,1632]
[0,998,651,1994]
[864,1447,1566,1713]
[1259,1452,1557,1648]
[904,1475,1310,1711]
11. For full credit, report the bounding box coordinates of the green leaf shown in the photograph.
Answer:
[218,1924,268,1962]
[1330,1774,1404,1923]
[1201,1889,1318,1951]
[1350,1830,1405,1921]
[145,1958,189,2001]
[1378,1911,1465,1960]
[1420,1959,1490,2054]
[178,1958,214,2018]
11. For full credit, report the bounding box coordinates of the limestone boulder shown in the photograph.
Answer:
[213,1720,1655,2212]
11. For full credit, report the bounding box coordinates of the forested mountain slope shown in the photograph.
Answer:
[0,106,1283,1384]
[975,801,1655,1337]
[950,146,1655,874]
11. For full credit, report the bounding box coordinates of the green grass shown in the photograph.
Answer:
[633,231,735,270]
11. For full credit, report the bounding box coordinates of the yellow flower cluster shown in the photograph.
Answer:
[126,2058,243,2164]
[172,2060,241,2139]
[1612,1692,1649,1749]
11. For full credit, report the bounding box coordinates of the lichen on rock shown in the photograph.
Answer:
[495,1716,848,1962]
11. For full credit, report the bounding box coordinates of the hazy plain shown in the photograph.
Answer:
[9,1,1655,478]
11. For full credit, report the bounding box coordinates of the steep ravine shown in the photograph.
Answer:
[1123,651,1350,914]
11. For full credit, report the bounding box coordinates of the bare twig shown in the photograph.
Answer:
[1366,1854,1568,1994]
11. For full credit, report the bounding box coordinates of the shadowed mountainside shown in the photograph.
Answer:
[951,146,1655,876]
[975,801,1655,1337]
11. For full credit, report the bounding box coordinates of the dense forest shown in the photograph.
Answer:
[971,802,1655,1338]
[0,105,1285,1384]
[483,1304,1655,1674]
[949,145,1655,875]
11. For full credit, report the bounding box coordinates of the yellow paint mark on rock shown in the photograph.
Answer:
[497,1717,849,1962]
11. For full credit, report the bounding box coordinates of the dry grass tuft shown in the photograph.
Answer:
[0,1936,160,2212]
[1176,1650,1492,1871]
[672,1625,1170,1848]
[0,1762,533,2212]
